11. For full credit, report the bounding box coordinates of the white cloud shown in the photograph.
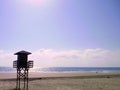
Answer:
[0,48,120,67]
[29,48,120,67]
[0,50,16,67]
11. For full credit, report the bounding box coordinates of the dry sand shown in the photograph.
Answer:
[0,72,120,90]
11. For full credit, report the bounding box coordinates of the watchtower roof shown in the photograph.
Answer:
[14,50,31,55]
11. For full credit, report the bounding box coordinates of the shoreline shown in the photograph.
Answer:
[0,72,120,80]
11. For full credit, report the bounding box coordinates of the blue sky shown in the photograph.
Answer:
[0,0,120,67]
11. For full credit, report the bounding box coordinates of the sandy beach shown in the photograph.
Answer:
[0,72,120,90]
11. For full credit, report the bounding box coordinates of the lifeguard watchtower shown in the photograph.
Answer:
[13,50,33,90]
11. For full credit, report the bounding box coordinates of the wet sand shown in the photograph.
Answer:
[0,72,120,90]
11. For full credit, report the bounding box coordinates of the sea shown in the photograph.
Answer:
[0,67,120,74]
